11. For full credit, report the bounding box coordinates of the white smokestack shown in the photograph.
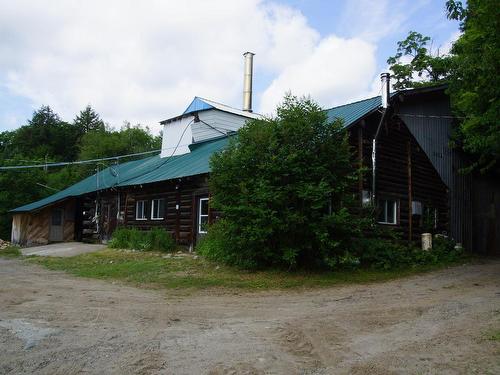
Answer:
[242,52,255,112]
[381,72,390,108]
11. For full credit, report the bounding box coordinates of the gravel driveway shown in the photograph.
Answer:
[0,258,499,374]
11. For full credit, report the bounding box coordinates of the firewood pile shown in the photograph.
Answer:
[0,239,11,250]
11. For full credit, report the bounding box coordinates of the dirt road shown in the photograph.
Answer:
[0,258,499,374]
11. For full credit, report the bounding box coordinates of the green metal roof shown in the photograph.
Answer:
[12,95,390,213]
[11,136,229,213]
[325,96,382,128]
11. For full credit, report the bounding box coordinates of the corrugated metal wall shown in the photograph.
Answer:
[394,91,473,249]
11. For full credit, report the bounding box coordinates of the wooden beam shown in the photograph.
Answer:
[358,126,364,199]
[175,186,181,242]
[407,140,413,243]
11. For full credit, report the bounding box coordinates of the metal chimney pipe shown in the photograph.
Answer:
[242,52,255,112]
[381,72,390,108]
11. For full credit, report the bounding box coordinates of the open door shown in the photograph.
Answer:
[49,208,64,242]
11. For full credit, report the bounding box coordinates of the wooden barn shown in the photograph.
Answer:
[10,71,499,254]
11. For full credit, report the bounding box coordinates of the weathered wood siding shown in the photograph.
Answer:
[350,114,449,242]
[394,89,473,249]
[12,199,76,246]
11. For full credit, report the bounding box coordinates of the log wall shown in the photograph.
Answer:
[349,114,449,242]
[120,175,211,246]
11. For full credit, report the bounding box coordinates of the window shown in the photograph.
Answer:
[151,198,165,220]
[378,199,398,224]
[198,197,209,234]
[135,200,147,220]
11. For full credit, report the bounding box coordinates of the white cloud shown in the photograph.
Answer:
[439,31,461,55]
[0,0,388,131]
[260,36,377,114]
[337,0,430,42]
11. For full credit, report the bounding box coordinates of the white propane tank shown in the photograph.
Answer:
[422,233,432,251]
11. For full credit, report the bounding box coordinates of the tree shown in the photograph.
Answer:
[198,95,364,270]
[0,110,162,239]
[9,106,81,161]
[78,122,161,160]
[387,31,451,90]
[387,1,499,174]
[74,105,105,133]
[446,0,500,173]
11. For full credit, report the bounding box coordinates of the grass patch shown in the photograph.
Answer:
[0,246,22,258]
[487,330,500,341]
[27,248,470,292]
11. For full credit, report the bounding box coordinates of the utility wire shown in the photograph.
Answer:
[0,141,193,171]
[115,118,195,187]
[396,113,467,120]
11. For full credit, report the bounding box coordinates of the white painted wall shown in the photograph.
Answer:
[191,109,251,143]
[160,115,194,157]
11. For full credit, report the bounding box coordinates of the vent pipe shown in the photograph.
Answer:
[372,72,391,203]
[381,72,390,108]
[242,52,255,112]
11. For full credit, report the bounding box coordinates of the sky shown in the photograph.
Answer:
[0,0,461,133]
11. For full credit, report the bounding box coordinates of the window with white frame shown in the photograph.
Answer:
[378,199,398,224]
[151,198,165,220]
[135,200,147,220]
[198,197,209,234]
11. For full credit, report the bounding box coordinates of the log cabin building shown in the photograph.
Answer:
[9,60,499,254]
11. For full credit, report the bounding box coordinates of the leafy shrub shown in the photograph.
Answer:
[351,235,464,271]
[147,228,176,252]
[353,237,413,270]
[108,228,130,249]
[205,95,367,270]
[109,227,176,252]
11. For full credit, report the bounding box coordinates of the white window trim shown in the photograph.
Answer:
[198,197,209,234]
[151,198,165,220]
[135,200,147,221]
[378,199,398,225]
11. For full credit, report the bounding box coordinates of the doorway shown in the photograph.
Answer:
[49,208,64,242]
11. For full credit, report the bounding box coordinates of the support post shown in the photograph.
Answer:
[407,141,413,243]
[358,127,364,200]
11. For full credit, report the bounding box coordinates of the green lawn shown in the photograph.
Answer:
[0,246,22,258]
[22,248,468,292]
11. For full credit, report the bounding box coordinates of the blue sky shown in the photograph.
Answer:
[0,0,460,133]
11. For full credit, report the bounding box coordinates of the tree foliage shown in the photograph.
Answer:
[0,106,161,240]
[79,122,161,160]
[446,0,500,173]
[388,1,499,174]
[198,95,366,270]
[73,105,105,133]
[387,31,451,90]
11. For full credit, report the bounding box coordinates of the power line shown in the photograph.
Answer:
[0,142,193,171]
[396,113,468,120]
[116,118,195,187]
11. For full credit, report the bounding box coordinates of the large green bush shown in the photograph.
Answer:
[109,227,176,252]
[199,95,367,269]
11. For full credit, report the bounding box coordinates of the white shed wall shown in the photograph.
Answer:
[192,109,251,143]
[160,115,194,157]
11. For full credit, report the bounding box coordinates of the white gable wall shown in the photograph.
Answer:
[160,115,194,157]
[191,109,252,143]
